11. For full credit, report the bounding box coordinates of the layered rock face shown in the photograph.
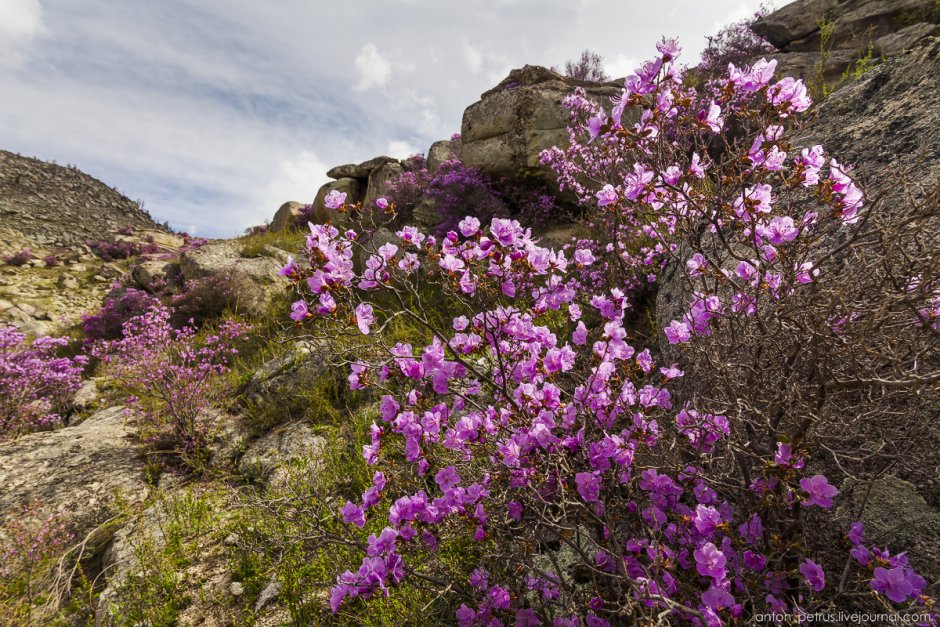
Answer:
[752,0,940,86]
[460,65,621,188]
[0,150,162,252]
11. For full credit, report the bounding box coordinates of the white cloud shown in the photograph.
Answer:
[354,42,392,91]
[464,42,484,73]
[604,54,639,80]
[387,140,420,159]
[0,0,43,67]
[257,149,330,225]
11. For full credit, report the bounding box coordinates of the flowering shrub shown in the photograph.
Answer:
[0,325,87,440]
[697,5,774,80]
[564,49,609,82]
[93,303,250,468]
[280,38,938,625]
[0,502,72,624]
[82,287,162,342]
[86,239,141,261]
[169,275,243,329]
[2,248,35,267]
[42,254,60,268]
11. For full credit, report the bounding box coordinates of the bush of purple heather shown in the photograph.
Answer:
[0,325,87,440]
[277,38,938,625]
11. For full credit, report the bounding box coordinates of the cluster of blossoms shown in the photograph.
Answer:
[92,303,250,466]
[0,324,87,440]
[281,39,936,625]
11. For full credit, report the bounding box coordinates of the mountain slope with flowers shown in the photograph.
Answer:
[1,6,938,626]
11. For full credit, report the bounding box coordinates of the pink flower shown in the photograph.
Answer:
[871,566,925,603]
[799,559,826,592]
[664,320,691,344]
[375,197,389,210]
[575,472,601,503]
[458,216,481,237]
[341,501,366,528]
[289,300,309,322]
[694,542,727,580]
[324,190,347,209]
[596,184,618,207]
[800,474,838,508]
[355,303,375,335]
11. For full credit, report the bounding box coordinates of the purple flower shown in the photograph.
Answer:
[435,465,461,492]
[375,197,389,210]
[871,566,925,603]
[340,501,366,528]
[664,320,691,344]
[848,522,864,545]
[355,303,375,335]
[693,504,722,536]
[289,300,309,322]
[799,559,826,592]
[278,255,299,276]
[694,542,727,580]
[800,474,838,508]
[458,216,481,237]
[596,184,618,207]
[701,585,734,610]
[324,190,347,209]
[575,472,601,503]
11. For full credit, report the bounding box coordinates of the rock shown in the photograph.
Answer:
[427,139,461,173]
[241,340,326,410]
[230,581,245,597]
[0,406,149,549]
[56,273,79,290]
[461,65,622,188]
[875,22,940,55]
[412,195,442,231]
[131,259,178,292]
[71,379,100,413]
[766,48,857,84]
[237,421,325,487]
[362,160,404,215]
[178,239,287,318]
[357,227,398,269]
[269,201,306,232]
[254,579,281,612]
[327,156,397,180]
[93,274,108,283]
[0,298,13,313]
[836,476,940,582]
[751,0,842,49]
[309,177,362,227]
[137,229,185,250]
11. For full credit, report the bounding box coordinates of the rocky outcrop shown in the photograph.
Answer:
[460,66,621,187]
[0,406,149,547]
[269,201,306,232]
[238,421,325,487]
[362,160,404,212]
[309,177,362,227]
[752,0,940,86]
[0,150,164,252]
[326,156,397,181]
[178,239,288,317]
[427,138,461,173]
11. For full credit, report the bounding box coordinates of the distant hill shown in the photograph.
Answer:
[0,150,165,253]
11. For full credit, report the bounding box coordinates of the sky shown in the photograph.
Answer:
[0,0,772,238]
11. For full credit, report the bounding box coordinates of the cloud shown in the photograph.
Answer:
[604,54,639,80]
[257,149,330,223]
[354,42,392,91]
[387,140,420,159]
[464,42,484,73]
[0,0,43,67]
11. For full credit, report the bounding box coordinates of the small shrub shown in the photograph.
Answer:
[82,288,161,342]
[93,303,250,469]
[2,249,35,267]
[42,254,60,268]
[169,276,245,329]
[0,325,87,439]
[0,502,72,624]
[698,4,774,79]
[564,49,609,82]
[86,239,141,262]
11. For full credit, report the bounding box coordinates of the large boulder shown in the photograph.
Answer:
[460,66,622,187]
[269,201,306,232]
[238,421,325,488]
[427,138,461,173]
[327,156,397,181]
[178,239,288,317]
[362,160,405,213]
[0,406,149,548]
[750,0,940,89]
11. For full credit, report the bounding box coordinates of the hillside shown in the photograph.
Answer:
[0,2,938,625]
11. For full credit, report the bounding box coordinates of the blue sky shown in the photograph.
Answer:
[0,0,770,237]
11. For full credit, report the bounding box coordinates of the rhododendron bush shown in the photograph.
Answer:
[0,325,87,440]
[93,303,250,468]
[279,39,937,625]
